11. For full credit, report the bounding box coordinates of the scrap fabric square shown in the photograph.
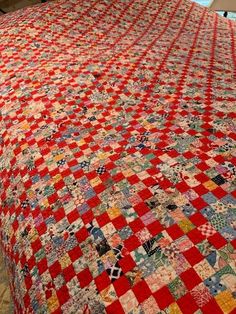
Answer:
[0,0,235,313]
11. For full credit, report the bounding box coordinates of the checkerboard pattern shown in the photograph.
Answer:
[0,0,235,313]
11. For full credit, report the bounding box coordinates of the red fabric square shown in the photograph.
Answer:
[106,300,125,314]
[138,188,153,200]
[180,268,202,290]
[177,293,198,314]
[231,238,236,250]
[183,247,204,266]
[197,161,209,171]
[134,203,150,216]
[191,197,208,210]
[49,261,62,278]
[150,157,162,167]
[194,184,209,196]
[53,308,64,314]
[213,155,225,164]
[175,181,190,193]
[158,178,172,190]
[168,150,179,158]
[189,212,207,226]
[129,218,145,233]
[95,271,111,291]
[27,256,36,271]
[23,294,31,310]
[67,209,80,224]
[231,189,236,199]
[112,215,127,230]
[154,286,174,309]
[183,151,195,159]
[147,220,163,237]
[63,264,76,282]
[96,212,110,227]
[142,177,157,187]
[211,187,227,199]
[75,227,89,243]
[201,298,224,314]
[124,235,140,252]
[118,255,136,273]
[31,239,42,252]
[94,183,106,194]
[195,173,210,183]
[25,276,33,291]
[127,174,141,185]
[187,228,205,244]
[113,275,131,297]
[112,173,125,183]
[68,246,83,262]
[132,280,151,303]
[81,209,94,224]
[77,268,93,288]
[38,258,48,275]
[208,232,227,249]
[56,286,70,305]
[166,224,185,240]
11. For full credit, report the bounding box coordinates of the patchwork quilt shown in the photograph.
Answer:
[0,0,236,313]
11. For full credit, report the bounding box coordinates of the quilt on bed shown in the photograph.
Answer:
[0,0,236,313]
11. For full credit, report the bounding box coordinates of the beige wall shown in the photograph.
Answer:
[210,0,236,12]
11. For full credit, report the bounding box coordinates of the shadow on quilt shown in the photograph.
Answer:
[0,250,13,314]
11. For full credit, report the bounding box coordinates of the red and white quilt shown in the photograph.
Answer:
[0,0,236,313]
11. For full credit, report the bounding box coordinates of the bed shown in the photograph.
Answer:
[0,0,236,313]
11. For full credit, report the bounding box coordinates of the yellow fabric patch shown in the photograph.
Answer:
[203,180,218,191]
[168,302,183,314]
[54,154,64,162]
[59,254,71,269]
[178,218,195,233]
[90,177,102,187]
[123,168,135,177]
[107,207,121,219]
[215,290,236,314]
[47,293,60,312]
[52,174,62,184]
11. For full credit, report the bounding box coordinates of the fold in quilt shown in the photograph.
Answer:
[0,0,236,313]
